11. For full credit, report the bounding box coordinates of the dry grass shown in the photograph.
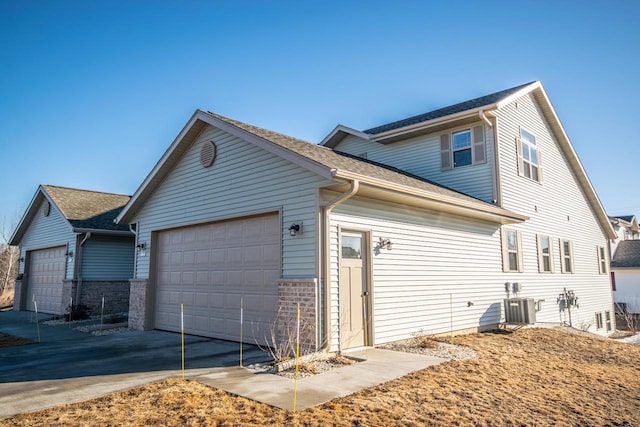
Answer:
[0,333,34,348]
[3,328,640,426]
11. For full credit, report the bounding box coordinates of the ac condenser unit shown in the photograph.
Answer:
[504,298,536,324]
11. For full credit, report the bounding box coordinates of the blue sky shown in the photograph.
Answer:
[1,1,639,240]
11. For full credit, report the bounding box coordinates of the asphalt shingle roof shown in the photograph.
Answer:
[611,240,640,268]
[42,185,131,232]
[616,215,635,223]
[206,112,491,205]
[363,81,536,135]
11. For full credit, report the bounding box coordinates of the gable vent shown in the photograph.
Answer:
[43,200,51,217]
[200,141,217,168]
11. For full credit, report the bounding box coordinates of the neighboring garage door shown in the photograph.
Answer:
[26,246,66,315]
[154,213,280,344]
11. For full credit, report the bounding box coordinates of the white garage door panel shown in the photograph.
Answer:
[26,246,66,315]
[155,214,280,344]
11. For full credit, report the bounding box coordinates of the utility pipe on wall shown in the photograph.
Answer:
[75,232,91,306]
[321,179,360,352]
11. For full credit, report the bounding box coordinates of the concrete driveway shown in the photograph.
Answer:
[0,310,270,418]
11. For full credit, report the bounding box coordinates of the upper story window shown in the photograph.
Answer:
[452,130,472,167]
[440,125,486,171]
[597,246,607,274]
[517,128,542,182]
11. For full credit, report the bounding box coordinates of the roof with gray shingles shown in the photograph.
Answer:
[611,240,640,268]
[615,215,636,223]
[205,112,490,205]
[42,185,131,231]
[363,81,536,135]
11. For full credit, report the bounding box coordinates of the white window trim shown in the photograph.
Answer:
[441,124,486,171]
[560,239,574,274]
[597,246,607,274]
[502,228,523,273]
[537,235,554,273]
[451,129,473,168]
[516,127,543,183]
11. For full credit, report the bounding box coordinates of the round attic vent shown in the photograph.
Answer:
[200,141,217,168]
[43,200,51,217]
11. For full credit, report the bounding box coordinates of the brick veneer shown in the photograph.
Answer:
[12,279,23,311]
[62,280,130,316]
[277,279,318,355]
[128,279,150,330]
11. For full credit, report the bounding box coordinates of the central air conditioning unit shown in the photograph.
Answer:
[504,298,536,324]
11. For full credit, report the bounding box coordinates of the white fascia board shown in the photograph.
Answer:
[117,110,336,224]
[9,186,75,245]
[334,170,528,224]
[200,112,335,180]
[494,81,541,109]
[72,227,134,237]
[370,106,499,143]
[526,85,616,240]
[320,125,372,147]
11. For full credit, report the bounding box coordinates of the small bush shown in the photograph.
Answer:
[65,304,90,321]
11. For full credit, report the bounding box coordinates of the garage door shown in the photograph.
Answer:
[154,213,280,344]
[26,246,66,315]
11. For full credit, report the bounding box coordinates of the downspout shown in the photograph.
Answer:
[75,232,91,306]
[129,223,138,279]
[321,179,360,352]
[480,109,502,206]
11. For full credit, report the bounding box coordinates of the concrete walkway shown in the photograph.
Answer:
[191,348,446,411]
[0,311,446,418]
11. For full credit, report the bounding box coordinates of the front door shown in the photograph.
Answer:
[339,231,369,349]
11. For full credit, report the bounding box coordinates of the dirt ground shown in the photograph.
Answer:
[2,328,639,426]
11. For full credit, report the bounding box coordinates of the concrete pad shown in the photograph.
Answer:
[192,348,447,411]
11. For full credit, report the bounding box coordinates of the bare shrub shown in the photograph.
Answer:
[616,302,640,334]
[257,306,315,364]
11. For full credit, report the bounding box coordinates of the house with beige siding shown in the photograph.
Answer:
[117,81,616,353]
[11,185,135,316]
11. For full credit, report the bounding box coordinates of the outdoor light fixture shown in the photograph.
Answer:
[289,223,301,236]
[136,242,147,251]
[19,257,24,263]
[65,250,74,258]
[467,301,475,307]
[378,237,392,250]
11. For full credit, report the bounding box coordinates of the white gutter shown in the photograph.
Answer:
[479,110,493,127]
[334,170,527,223]
[321,179,360,352]
[371,105,499,142]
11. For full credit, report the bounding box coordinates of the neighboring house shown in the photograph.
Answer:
[609,215,640,314]
[116,80,616,353]
[10,185,135,316]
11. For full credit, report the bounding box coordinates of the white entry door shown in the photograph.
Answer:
[339,231,370,349]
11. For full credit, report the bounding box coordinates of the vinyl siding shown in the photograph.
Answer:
[611,269,640,313]
[81,236,135,280]
[17,199,75,280]
[493,93,614,331]
[131,124,331,279]
[328,196,505,350]
[333,123,495,202]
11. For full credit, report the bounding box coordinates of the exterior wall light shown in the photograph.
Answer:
[19,257,24,263]
[65,250,74,258]
[289,223,301,236]
[136,242,147,251]
[379,237,392,250]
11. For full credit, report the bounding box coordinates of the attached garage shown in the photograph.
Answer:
[153,213,281,344]
[26,246,67,315]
